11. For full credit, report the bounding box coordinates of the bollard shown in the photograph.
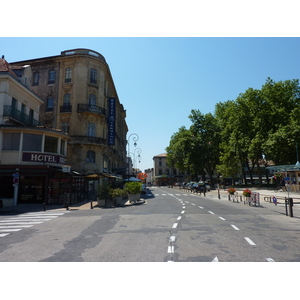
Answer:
[218,189,220,199]
[288,198,293,218]
[90,200,93,209]
[285,198,288,216]
[43,202,46,211]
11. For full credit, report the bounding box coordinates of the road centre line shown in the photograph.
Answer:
[168,246,174,254]
[181,211,185,214]
[219,217,226,221]
[177,216,182,221]
[170,236,176,242]
[208,211,215,214]
[244,237,256,245]
[198,206,203,209]
[172,223,178,229]
[231,225,240,231]
[266,258,275,262]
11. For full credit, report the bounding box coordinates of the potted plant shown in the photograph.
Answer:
[243,188,252,197]
[110,188,126,206]
[97,181,110,207]
[227,187,236,195]
[125,181,142,203]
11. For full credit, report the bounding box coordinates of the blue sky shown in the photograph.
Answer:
[1,37,300,171]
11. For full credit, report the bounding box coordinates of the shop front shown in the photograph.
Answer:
[0,165,86,206]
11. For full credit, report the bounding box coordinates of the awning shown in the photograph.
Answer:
[266,164,300,172]
[85,173,122,179]
[155,175,174,179]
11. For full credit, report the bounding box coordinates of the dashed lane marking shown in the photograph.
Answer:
[231,225,240,231]
[219,217,226,221]
[244,237,256,246]
[172,223,178,229]
[208,211,215,214]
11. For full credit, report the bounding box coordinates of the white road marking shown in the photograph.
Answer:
[212,256,219,262]
[177,216,182,221]
[219,217,226,221]
[199,206,203,209]
[162,194,167,196]
[181,211,185,214]
[208,211,214,214]
[170,236,176,242]
[231,225,240,231]
[168,246,174,253]
[0,229,22,232]
[182,206,185,209]
[266,258,275,262]
[172,223,178,229]
[0,233,9,237]
[0,222,42,225]
[0,225,33,228]
[191,203,196,206]
[155,194,159,196]
[185,201,189,203]
[244,237,256,245]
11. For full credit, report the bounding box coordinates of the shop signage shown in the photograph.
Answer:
[107,97,116,145]
[22,152,66,164]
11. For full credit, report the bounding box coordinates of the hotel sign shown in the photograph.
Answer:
[107,97,116,145]
[22,152,66,164]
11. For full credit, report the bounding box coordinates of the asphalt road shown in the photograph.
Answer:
[1,186,300,262]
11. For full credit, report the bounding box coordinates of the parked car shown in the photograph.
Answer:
[204,181,211,191]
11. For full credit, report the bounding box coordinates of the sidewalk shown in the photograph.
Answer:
[0,197,146,214]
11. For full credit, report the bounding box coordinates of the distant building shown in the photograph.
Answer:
[153,153,188,185]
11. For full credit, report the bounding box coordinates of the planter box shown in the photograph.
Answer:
[128,193,140,203]
[97,199,105,207]
[115,196,123,206]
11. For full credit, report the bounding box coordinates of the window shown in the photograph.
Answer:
[65,68,72,83]
[88,94,96,106]
[63,94,71,106]
[90,68,97,84]
[87,150,95,163]
[87,123,96,136]
[48,70,56,84]
[44,136,58,153]
[61,122,70,134]
[46,97,54,111]
[3,133,20,150]
[60,139,66,155]
[23,134,42,151]
[33,72,39,86]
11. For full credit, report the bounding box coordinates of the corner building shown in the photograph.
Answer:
[11,49,128,177]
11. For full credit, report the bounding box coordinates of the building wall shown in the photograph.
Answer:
[11,49,128,176]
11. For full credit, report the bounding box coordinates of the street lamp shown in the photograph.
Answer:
[62,164,71,210]
[127,133,139,178]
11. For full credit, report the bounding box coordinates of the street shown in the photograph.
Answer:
[1,187,300,262]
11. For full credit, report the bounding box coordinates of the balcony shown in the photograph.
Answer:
[3,105,41,126]
[77,104,106,116]
[70,135,107,146]
[60,105,72,113]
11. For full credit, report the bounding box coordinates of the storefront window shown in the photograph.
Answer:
[3,133,20,150]
[23,134,42,151]
[44,136,58,153]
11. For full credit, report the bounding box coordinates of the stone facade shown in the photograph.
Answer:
[11,49,128,176]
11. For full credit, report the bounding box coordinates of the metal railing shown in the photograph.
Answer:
[3,105,41,126]
[77,104,106,116]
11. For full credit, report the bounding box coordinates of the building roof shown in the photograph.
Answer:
[0,58,19,79]
[153,153,167,158]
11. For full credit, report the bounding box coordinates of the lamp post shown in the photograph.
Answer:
[130,147,142,175]
[127,133,139,178]
[62,164,71,210]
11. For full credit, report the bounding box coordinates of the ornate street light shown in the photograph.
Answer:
[127,133,139,178]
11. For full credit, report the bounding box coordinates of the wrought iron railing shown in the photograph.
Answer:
[3,105,41,126]
[70,135,107,146]
[77,104,106,116]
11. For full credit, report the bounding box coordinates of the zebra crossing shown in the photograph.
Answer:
[0,211,70,237]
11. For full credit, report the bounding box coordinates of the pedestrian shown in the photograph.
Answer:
[273,196,277,206]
